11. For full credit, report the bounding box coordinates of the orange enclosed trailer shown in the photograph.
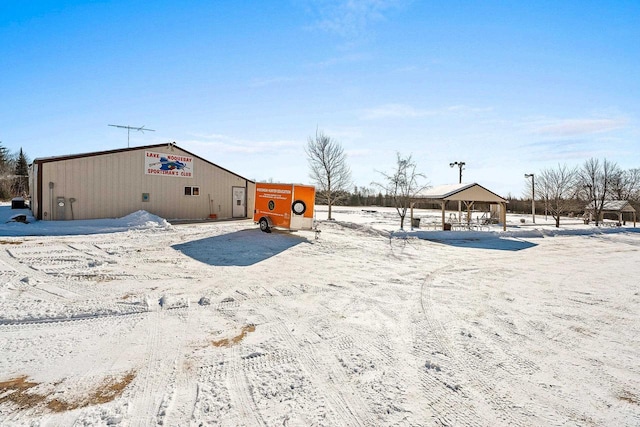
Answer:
[253,183,316,232]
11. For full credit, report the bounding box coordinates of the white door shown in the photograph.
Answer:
[232,187,246,218]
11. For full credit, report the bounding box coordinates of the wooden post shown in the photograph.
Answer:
[441,201,446,230]
[464,201,474,226]
[410,202,415,230]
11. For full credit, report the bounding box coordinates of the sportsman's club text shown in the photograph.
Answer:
[146,169,192,177]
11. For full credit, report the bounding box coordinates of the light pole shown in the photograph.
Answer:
[450,162,465,221]
[524,173,535,223]
[584,184,594,224]
[450,161,465,184]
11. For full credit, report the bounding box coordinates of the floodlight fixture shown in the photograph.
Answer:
[450,161,466,183]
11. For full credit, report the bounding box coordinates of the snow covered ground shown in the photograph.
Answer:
[0,204,639,426]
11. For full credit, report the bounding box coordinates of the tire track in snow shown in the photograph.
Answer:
[240,340,338,426]
[0,310,147,330]
[419,268,529,426]
[156,357,198,427]
[269,319,371,426]
[445,268,588,425]
[226,345,267,426]
[412,267,479,426]
[127,310,164,426]
[213,299,341,426]
[154,308,200,427]
[1,246,64,288]
[319,286,426,424]
[7,243,92,277]
[224,289,363,425]
[2,242,121,301]
[191,356,235,426]
[334,326,415,423]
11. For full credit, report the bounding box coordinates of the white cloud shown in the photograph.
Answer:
[361,103,435,120]
[345,148,370,157]
[305,0,408,39]
[532,118,628,136]
[310,52,372,68]
[249,76,298,88]
[360,103,492,120]
[446,105,493,114]
[184,134,299,155]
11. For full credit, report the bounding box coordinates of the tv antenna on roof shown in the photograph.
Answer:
[108,124,155,147]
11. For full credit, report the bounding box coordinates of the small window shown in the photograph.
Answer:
[184,186,200,196]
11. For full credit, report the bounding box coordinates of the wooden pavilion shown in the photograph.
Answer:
[584,200,636,227]
[412,183,509,231]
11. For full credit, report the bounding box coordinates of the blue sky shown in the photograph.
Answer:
[1,0,638,197]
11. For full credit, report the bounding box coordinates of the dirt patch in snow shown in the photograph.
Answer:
[0,372,136,413]
[212,324,255,347]
[47,371,136,412]
[0,376,47,410]
[0,240,22,245]
[618,391,639,405]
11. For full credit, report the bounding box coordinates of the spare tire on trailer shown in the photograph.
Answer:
[291,200,306,215]
[259,217,271,233]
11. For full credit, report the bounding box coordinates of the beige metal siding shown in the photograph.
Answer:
[246,181,256,219]
[39,146,253,221]
[446,186,506,203]
[29,163,37,216]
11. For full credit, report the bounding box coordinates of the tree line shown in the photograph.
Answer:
[305,129,639,229]
[519,159,640,227]
[0,142,30,200]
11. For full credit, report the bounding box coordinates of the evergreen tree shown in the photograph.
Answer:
[0,142,11,199]
[0,143,9,165]
[13,148,30,196]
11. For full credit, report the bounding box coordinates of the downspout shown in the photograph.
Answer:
[36,161,43,220]
[69,198,76,220]
[49,182,54,220]
[245,181,249,218]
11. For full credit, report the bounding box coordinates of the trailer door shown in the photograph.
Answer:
[232,186,246,218]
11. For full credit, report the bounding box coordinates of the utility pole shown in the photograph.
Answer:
[524,173,535,223]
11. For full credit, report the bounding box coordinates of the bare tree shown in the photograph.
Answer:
[373,153,429,230]
[610,168,640,201]
[627,168,640,202]
[306,130,352,220]
[578,158,620,226]
[537,164,579,228]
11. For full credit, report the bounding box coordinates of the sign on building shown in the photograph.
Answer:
[145,151,193,178]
